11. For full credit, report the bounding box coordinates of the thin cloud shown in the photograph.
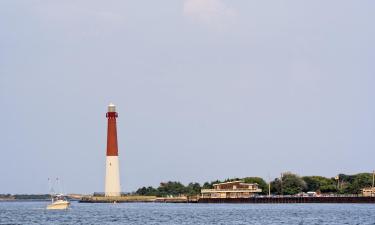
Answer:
[32,2,126,38]
[183,0,237,27]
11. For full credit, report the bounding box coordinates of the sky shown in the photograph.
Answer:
[0,0,374,194]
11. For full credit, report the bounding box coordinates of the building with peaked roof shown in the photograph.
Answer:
[201,181,262,198]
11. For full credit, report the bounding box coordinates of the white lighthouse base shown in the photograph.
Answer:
[105,156,121,197]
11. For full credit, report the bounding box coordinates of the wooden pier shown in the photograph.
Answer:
[198,196,375,204]
[79,195,375,204]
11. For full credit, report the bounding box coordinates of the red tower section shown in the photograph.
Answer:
[106,109,118,156]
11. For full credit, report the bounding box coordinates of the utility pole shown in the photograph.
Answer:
[372,171,375,197]
[267,174,271,197]
[269,183,271,197]
[335,175,340,192]
[280,173,283,196]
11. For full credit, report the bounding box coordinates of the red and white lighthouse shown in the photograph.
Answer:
[105,103,121,197]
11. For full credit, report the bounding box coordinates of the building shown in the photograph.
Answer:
[201,181,262,198]
[105,103,121,197]
[362,187,375,197]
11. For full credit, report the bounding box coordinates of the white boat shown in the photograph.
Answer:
[47,194,70,210]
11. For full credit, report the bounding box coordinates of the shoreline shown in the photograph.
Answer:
[78,196,375,204]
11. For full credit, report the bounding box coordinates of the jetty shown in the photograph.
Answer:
[79,195,156,203]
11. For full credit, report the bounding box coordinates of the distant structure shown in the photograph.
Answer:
[105,103,121,197]
[201,181,261,198]
[361,171,375,197]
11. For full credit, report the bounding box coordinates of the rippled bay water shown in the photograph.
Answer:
[1,201,375,225]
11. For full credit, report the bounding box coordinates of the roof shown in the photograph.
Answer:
[362,187,375,191]
[213,181,257,186]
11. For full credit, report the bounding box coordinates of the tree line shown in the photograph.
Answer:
[135,172,374,197]
[0,194,50,200]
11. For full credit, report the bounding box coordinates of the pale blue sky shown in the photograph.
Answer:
[0,0,374,194]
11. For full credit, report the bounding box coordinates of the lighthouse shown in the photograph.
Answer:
[105,103,121,197]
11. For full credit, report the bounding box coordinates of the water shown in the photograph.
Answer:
[1,201,375,225]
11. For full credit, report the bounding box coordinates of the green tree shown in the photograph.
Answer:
[185,182,201,196]
[243,177,268,195]
[207,180,221,188]
[282,173,306,195]
[202,182,212,189]
[344,173,372,194]
[157,181,186,197]
[224,178,241,182]
[302,176,337,193]
[270,178,283,194]
[135,186,158,196]
[271,173,306,195]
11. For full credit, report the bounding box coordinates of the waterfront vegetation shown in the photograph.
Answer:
[0,194,50,200]
[135,173,375,197]
[0,173,373,199]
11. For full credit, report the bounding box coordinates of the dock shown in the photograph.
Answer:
[198,196,375,204]
[79,195,375,204]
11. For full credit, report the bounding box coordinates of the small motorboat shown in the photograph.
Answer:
[47,194,70,210]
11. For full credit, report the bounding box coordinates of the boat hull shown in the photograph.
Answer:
[47,201,70,210]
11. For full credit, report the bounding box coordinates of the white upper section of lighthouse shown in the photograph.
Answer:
[108,103,116,112]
